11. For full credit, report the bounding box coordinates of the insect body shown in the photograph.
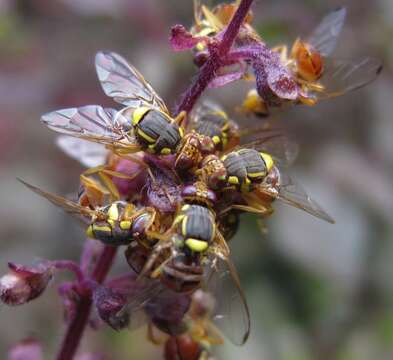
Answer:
[196,134,335,223]
[222,148,274,192]
[241,8,382,116]
[161,254,205,293]
[85,201,156,246]
[132,106,184,155]
[19,179,157,247]
[191,103,240,152]
[173,204,216,254]
[181,181,217,209]
[175,132,215,171]
[136,204,221,293]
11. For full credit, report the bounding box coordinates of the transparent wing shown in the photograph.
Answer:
[18,179,99,221]
[234,132,299,167]
[41,105,139,150]
[116,279,191,334]
[205,255,250,346]
[258,171,335,223]
[307,7,346,56]
[117,279,166,332]
[312,57,382,98]
[95,51,168,113]
[188,100,226,131]
[56,136,109,168]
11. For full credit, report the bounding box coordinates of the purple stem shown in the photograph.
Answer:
[52,260,84,283]
[174,0,255,115]
[56,246,117,360]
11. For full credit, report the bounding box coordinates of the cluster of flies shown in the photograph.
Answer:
[20,2,381,359]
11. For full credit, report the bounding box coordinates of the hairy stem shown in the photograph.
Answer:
[174,0,254,115]
[56,246,117,360]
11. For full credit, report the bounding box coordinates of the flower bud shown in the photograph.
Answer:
[8,338,43,360]
[93,286,129,331]
[0,262,53,306]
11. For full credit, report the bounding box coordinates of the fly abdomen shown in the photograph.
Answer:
[222,148,274,192]
[178,204,216,253]
[161,255,204,293]
[133,109,182,155]
[87,221,114,245]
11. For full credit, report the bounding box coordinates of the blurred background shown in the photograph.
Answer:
[0,0,391,358]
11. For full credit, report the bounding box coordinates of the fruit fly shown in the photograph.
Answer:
[18,179,158,247]
[197,132,334,223]
[142,204,219,274]
[221,148,274,193]
[134,201,234,293]
[126,202,217,293]
[241,8,382,116]
[197,130,292,192]
[41,51,186,156]
[121,237,251,346]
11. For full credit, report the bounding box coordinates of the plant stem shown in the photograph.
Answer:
[53,260,85,283]
[174,0,254,115]
[56,246,117,360]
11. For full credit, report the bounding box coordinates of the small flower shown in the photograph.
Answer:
[0,262,53,306]
[93,285,129,331]
[8,338,43,360]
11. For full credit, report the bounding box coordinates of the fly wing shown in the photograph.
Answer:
[103,276,165,332]
[56,136,109,168]
[95,51,168,113]
[258,171,335,224]
[188,101,226,131]
[234,132,299,168]
[314,57,382,98]
[205,256,250,346]
[117,279,190,333]
[307,7,347,56]
[41,105,139,150]
[18,179,99,222]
